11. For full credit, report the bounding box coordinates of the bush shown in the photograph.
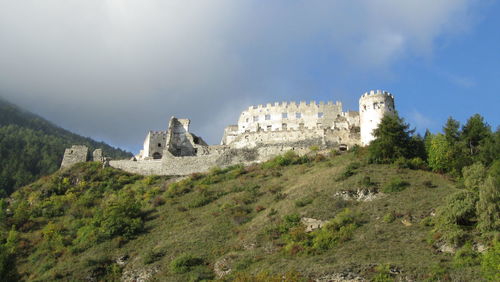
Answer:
[462,163,487,191]
[481,240,500,281]
[295,197,313,207]
[170,254,204,274]
[336,162,360,181]
[144,249,165,265]
[311,209,360,251]
[477,176,500,232]
[94,193,144,240]
[382,178,410,193]
[433,190,478,245]
[383,212,396,223]
[453,242,479,268]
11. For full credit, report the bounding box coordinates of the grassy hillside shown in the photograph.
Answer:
[2,149,496,281]
[0,98,132,196]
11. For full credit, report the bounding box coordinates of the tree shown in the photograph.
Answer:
[368,113,417,163]
[478,127,500,166]
[443,117,461,143]
[476,176,500,233]
[462,114,491,156]
[427,134,453,173]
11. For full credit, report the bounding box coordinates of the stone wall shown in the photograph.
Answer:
[61,145,89,169]
[109,160,165,175]
[236,101,344,134]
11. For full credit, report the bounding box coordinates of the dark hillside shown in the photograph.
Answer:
[0,98,132,196]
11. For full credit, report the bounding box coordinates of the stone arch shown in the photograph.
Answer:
[152,152,162,159]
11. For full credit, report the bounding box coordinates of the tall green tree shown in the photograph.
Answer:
[443,117,461,143]
[462,114,491,156]
[368,113,421,163]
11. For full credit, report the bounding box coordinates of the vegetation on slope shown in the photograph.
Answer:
[0,111,497,281]
[0,98,132,196]
[0,148,497,281]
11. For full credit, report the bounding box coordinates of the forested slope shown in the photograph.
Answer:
[0,98,132,196]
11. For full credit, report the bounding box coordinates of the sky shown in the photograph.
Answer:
[0,0,498,153]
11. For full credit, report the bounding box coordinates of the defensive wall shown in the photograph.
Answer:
[61,90,395,176]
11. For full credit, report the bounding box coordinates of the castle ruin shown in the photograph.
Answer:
[62,90,395,175]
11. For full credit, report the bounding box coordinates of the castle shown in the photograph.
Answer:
[61,90,395,175]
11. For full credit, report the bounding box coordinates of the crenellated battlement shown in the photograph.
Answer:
[360,89,394,99]
[247,100,341,111]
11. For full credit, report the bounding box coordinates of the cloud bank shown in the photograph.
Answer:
[0,0,477,151]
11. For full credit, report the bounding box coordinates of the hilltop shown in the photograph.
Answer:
[1,148,497,281]
[0,98,132,196]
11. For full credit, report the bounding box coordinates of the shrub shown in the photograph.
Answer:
[462,163,487,191]
[382,178,410,193]
[372,264,394,282]
[170,254,204,274]
[477,176,500,232]
[144,249,165,265]
[453,242,479,268]
[433,190,478,245]
[295,197,313,207]
[311,208,360,251]
[383,212,396,223]
[94,193,144,240]
[481,240,500,281]
[359,176,376,187]
[336,162,360,181]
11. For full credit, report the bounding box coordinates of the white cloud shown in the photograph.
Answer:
[0,0,479,151]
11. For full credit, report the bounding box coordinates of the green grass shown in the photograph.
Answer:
[2,152,487,281]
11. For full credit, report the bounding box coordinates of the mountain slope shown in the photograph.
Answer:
[1,150,493,281]
[0,98,132,196]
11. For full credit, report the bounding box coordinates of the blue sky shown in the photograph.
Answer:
[0,1,498,152]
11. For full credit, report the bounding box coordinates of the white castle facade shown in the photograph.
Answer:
[62,90,395,175]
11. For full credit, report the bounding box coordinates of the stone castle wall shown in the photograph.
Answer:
[237,101,345,134]
[61,90,394,176]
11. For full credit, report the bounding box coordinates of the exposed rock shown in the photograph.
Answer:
[121,266,159,282]
[116,254,129,266]
[315,272,366,282]
[438,244,456,254]
[214,255,238,279]
[401,219,412,226]
[301,217,327,232]
[334,188,380,201]
[474,243,488,253]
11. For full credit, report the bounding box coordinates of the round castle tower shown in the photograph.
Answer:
[359,90,395,146]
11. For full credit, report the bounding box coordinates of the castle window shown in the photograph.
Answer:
[282,112,288,118]
[253,116,259,122]
[246,118,249,122]
[296,112,302,119]
[373,102,379,109]
[318,112,324,118]
[265,114,271,120]
[152,152,162,159]
[282,123,287,129]
[267,125,272,130]
[158,143,162,147]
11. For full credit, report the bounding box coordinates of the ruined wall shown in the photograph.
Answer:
[359,90,395,146]
[237,101,343,134]
[142,131,167,160]
[109,160,164,175]
[221,125,239,145]
[61,145,89,169]
[92,149,104,162]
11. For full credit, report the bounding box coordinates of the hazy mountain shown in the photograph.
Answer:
[0,97,132,196]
